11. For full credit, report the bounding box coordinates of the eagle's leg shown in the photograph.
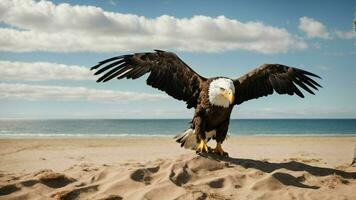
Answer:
[213,120,229,156]
[196,139,209,153]
[213,142,228,156]
[193,116,210,153]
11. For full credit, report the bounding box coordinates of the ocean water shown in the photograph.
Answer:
[0,119,355,138]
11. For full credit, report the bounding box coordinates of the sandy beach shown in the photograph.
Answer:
[0,136,355,200]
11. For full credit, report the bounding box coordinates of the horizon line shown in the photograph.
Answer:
[0,118,355,120]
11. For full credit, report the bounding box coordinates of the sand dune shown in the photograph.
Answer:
[0,137,355,200]
[1,153,356,200]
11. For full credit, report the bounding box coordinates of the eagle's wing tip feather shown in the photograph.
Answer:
[154,49,165,52]
[90,64,101,71]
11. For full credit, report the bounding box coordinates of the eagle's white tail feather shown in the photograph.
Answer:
[175,129,217,150]
[183,129,197,149]
[175,128,197,149]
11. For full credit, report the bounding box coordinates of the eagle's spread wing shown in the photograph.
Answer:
[233,64,322,105]
[91,50,206,108]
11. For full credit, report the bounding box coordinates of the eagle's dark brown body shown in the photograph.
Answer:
[91,50,321,155]
[192,79,234,143]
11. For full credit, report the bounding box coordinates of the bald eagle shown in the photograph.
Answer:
[91,50,321,156]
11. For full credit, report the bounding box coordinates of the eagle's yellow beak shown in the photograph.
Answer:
[222,90,235,104]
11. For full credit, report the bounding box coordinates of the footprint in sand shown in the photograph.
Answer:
[208,178,225,188]
[0,184,20,196]
[37,171,76,188]
[169,164,191,186]
[130,166,160,185]
[52,185,99,200]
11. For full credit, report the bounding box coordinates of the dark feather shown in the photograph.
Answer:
[103,65,131,82]
[92,50,206,108]
[97,63,127,82]
[291,83,304,98]
[90,56,123,70]
[94,59,125,75]
[293,79,315,95]
[303,75,322,88]
[234,64,321,104]
[300,69,321,78]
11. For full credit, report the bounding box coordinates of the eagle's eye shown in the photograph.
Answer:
[219,87,225,91]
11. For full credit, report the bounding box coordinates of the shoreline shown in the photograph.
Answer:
[1,136,355,171]
[1,133,356,139]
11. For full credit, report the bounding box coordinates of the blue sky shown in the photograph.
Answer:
[0,0,355,119]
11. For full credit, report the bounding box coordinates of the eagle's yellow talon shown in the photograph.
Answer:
[213,142,227,156]
[196,140,209,153]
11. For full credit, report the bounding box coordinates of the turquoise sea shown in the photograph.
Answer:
[0,119,355,138]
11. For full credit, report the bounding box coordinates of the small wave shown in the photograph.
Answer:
[230,133,356,137]
[0,130,11,133]
[1,132,355,138]
[0,133,175,138]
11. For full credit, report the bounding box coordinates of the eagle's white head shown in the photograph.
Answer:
[208,78,235,108]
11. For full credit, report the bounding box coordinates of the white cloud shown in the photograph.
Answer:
[298,17,331,39]
[0,0,307,54]
[0,60,93,81]
[335,30,356,39]
[0,83,167,102]
[298,16,356,41]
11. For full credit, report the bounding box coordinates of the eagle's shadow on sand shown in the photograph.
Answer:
[198,153,356,189]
